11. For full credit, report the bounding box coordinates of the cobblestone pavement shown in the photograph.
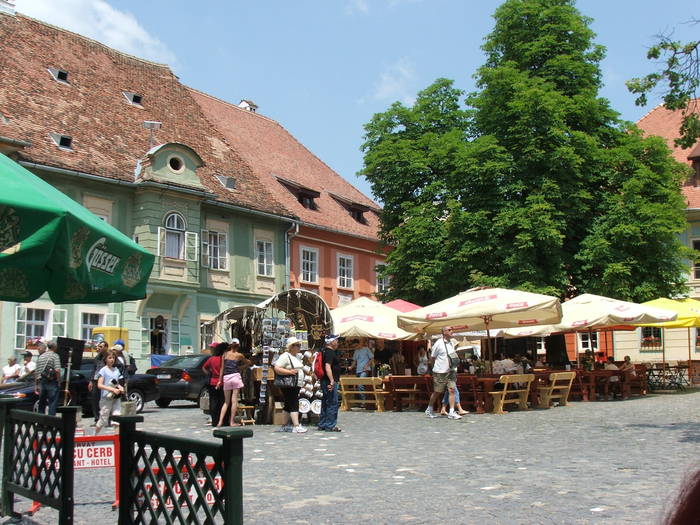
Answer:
[6,391,700,524]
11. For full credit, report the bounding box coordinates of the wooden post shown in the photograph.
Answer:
[56,406,78,525]
[112,415,144,525]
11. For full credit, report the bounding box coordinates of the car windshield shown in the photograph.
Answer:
[160,356,206,369]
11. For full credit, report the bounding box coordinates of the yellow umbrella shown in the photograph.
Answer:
[332,297,418,340]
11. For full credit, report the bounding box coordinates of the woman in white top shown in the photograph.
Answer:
[95,349,124,435]
[273,337,306,433]
[415,345,429,375]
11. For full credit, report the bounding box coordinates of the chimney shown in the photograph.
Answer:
[238,99,258,113]
[0,0,15,15]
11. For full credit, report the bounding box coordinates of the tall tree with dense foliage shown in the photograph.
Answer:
[362,0,692,304]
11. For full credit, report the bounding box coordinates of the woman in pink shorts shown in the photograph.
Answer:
[216,339,250,427]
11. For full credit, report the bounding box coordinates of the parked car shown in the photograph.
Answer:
[146,354,210,408]
[0,359,158,414]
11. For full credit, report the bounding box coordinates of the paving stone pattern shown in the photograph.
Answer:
[6,392,700,524]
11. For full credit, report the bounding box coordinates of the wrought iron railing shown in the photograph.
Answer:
[115,415,252,525]
[0,398,77,525]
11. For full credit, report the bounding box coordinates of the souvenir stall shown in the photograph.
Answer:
[209,289,333,424]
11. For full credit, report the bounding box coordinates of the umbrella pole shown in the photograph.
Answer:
[485,321,492,374]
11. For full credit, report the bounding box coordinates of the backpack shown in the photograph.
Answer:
[313,351,325,379]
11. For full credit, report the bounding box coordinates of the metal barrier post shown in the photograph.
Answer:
[213,427,253,525]
[56,406,78,525]
[113,415,143,525]
[0,398,20,519]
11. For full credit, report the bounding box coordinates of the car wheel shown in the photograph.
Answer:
[155,398,171,408]
[199,387,210,412]
[128,390,145,413]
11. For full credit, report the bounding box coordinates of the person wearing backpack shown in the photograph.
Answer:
[34,341,61,416]
[317,334,342,432]
[425,327,461,420]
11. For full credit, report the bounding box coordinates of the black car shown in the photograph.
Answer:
[0,360,158,414]
[146,354,210,408]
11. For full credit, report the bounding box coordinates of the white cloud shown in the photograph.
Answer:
[368,57,417,106]
[15,0,177,65]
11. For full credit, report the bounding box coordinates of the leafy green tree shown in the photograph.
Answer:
[627,32,700,148]
[363,0,692,304]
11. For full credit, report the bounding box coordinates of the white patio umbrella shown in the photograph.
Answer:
[396,287,563,365]
[503,293,678,364]
[332,296,418,340]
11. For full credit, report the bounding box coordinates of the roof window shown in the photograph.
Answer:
[329,192,370,224]
[49,133,72,150]
[216,175,236,190]
[48,67,69,84]
[123,91,143,107]
[276,175,320,211]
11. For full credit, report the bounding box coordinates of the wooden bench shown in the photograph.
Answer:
[387,375,432,411]
[537,371,576,409]
[489,374,535,414]
[339,377,388,412]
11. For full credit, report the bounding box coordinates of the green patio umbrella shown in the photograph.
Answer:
[0,153,154,303]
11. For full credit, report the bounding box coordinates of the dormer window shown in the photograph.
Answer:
[123,91,143,107]
[167,155,185,173]
[216,175,236,190]
[48,67,69,84]
[50,133,72,150]
[276,175,320,211]
[329,192,371,224]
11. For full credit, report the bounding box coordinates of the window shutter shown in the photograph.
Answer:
[140,317,151,355]
[157,227,165,257]
[15,306,27,350]
[201,229,210,268]
[185,231,199,262]
[220,233,229,270]
[105,313,120,327]
[50,308,67,339]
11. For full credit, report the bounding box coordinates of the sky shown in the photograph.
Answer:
[15,0,700,202]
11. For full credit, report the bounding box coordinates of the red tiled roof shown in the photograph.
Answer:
[384,299,422,312]
[0,13,292,218]
[636,102,700,208]
[188,88,382,240]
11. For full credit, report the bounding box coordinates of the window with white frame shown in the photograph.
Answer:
[15,307,66,350]
[693,239,700,279]
[337,254,354,289]
[81,312,104,341]
[375,263,390,294]
[536,337,546,354]
[158,213,198,261]
[163,212,185,259]
[170,319,181,354]
[26,309,48,338]
[256,240,274,276]
[202,230,228,270]
[301,247,319,283]
[578,332,598,352]
[640,326,663,351]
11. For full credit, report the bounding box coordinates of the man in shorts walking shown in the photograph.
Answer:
[425,327,461,420]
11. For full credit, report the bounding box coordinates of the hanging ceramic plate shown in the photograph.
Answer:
[298,397,311,414]
[310,399,322,415]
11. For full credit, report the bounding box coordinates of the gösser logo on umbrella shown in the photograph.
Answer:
[0,153,154,303]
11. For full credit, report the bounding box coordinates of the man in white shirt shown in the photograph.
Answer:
[2,356,21,383]
[425,327,461,420]
[19,351,36,378]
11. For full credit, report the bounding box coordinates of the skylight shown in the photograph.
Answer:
[48,67,69,84]
[123,91,144,107]
[216,175,236,190]
[49,133,72,150]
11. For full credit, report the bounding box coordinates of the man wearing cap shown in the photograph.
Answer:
[425,327,461,420]
[318,334,342,432]
[19,351,36,379]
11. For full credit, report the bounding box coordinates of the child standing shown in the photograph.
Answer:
[95,349,124,435]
